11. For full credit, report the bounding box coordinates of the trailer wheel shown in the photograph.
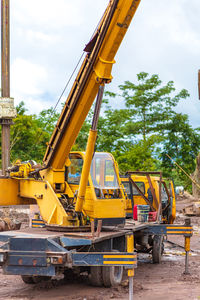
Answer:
[21,276,35,284]
[89,266,103,287]
[21,275,50,284]
[102,250,123,287]
[152,235,164,264]
[102,265,123,287]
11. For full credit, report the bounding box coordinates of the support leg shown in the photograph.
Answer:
[184,236,190,275]
[129,274,133,300]
[127,233,134,300]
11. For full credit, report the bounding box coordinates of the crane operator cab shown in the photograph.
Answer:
[66,152,126,226]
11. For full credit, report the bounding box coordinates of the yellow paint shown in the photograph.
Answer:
[169,180,176,224]
[0,0,142,227]
[19,179,79,226]
[43,0,141,170]
[128,269,134,277]
[75,129,97,213]
[122,175,176,223]
[103,255,136,259]
[127,234,134,253]
[185,237,190,252]
[0,178,35,205]
[10,161,35,178]
[166,227,192,230]
[103,261,136,265]
[167,231,192,234]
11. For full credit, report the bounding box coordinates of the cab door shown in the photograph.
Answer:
[169,181,176,224]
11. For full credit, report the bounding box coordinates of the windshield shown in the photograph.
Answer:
[90,153,119,189]
[66,155,83,185]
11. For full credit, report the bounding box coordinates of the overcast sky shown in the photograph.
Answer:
[9,0,200,127]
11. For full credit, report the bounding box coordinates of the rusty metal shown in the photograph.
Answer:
[91,220,95,238]
[126,171,161,176]
[162,181,171,204]
[46,224,91,232]
[157,172,162,222]
[96,219,102,237]
[1,0,10,97]
[1,0,11,175]
[146,174,159,210]
[91,85,105,130]
[127,171,163,212]
[129,176,155,211]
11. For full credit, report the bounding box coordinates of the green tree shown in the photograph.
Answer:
[10,102,59,163]
[97,73,190,175]
[161,113,200,189]
[119,72,189,141]
[113,138,157,173]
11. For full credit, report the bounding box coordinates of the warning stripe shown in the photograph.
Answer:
[166,231,192,234]
[103,255,136,259]
[103,261,137,265]
[166,227,192,230]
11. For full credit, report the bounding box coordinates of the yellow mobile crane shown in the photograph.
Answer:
[0,1,193,289]
[0,0,141,228]
[0,1,141,289]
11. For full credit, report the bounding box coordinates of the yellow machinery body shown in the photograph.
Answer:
[0,0,142,227]
[121,174,176,224]
[0,152,126,226]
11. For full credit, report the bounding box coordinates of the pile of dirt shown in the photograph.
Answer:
[177,191,199,204]
[0,207,29,224]
[176,192,200,215]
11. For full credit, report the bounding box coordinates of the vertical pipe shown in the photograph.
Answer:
[75,85,105,213]
[1,0,10,97]
[184,236,190,274]
[1,0,11,175]
[157,172,162,223]
[129,276,133,300]
[185,251,189,275]
[127,233,134,300]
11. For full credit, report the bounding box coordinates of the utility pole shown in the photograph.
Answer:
[0,0,16,175]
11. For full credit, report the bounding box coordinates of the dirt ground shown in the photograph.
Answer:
[0,196,200,300]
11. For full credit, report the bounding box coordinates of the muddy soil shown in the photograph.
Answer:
[0,196,200,300]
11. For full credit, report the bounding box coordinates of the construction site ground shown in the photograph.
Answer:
[0,195,200,300]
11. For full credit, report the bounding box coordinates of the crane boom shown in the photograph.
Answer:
[0,0,142,228]
[43,0,141,170]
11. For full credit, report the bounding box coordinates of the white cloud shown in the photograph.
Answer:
[11,58,47,95]
[11,0,83,29]
[11,58,49,112]
[7,0,200,128]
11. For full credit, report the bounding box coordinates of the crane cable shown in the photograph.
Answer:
[29,7,107,152]
[166,154,200,190]
[27,52,85,156]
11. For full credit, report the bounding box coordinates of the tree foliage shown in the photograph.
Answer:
[10,102,59,163]
[0,72,198,191]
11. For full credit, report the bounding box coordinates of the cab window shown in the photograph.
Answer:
[132,181,145,195]
[66,156,83,185]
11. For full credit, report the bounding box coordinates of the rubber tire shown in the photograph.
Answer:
[21,275,35,284]
[152,235,164,264]
[102,250,123,287]
[32,276,50,283]
[21,275,50,284]
[89,266,103,287]
[102,265,123,287]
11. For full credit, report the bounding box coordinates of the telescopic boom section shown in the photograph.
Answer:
[43,0,141,170]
